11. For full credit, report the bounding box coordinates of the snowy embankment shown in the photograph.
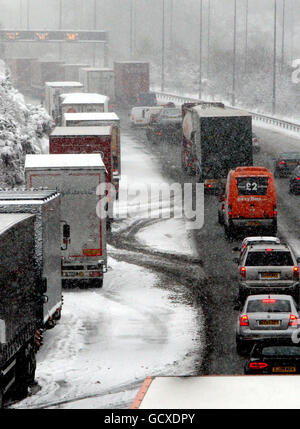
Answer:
[0,60,53,187]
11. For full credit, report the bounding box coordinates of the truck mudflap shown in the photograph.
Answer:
[204,178,226,194]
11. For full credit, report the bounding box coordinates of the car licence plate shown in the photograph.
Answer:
[287,161,297,165]
[205,179,218,184]
[261,272,279,279]
[259,320,280,326]
[247,221,261,226]
[272,366,296,373]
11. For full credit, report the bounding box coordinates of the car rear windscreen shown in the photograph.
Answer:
[247,300,291,313]
[237,176,269,195]
[245,251,294,266]
[262,346,300,356]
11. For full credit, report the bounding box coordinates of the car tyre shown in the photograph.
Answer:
[236,338,247,356]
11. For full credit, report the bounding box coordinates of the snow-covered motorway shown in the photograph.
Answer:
[9,104,205,409]
[8,103,300,409]
[126,115,300,376]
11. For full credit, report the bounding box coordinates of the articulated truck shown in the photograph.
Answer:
[181,102,253,193]
[25,153,107,288]
[0,190,62,407]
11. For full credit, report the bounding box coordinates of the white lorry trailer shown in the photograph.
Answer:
[44,81,84,124]
[0,190,62,406]
[131,375,300,409]
[25,153,107,288]
[79,67,115,103]
[0,190,62,327]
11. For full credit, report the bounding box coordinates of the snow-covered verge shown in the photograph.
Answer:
[0,61,54,187]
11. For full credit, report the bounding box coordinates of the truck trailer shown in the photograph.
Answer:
[79,67,115,104]
[0,190,63,328]
[114,61,150,106]
[61,113,121,194]
[5,57,37,92]
[0,190,62,406]
[60,63,90,82]
[25,153,107,288]
[44,81,84,124]
[131,375,300,409]
[30,60,65,99]
[49,125,120,200]
[58,93,110,125]
[181,102,253,192]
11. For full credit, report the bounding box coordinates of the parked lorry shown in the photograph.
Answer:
[30,60,65,99]
[79,67,115,104]
[131,375,300,409]
[181,102,253,192]
[44,81,84,124]
[114,61,150,106]
[58,93,110,125]
[25,153,107,288]
[48,125,120,200]
[61,113,121,194]
[0,190,62,406]
[60,63,90,82]
[5,57,37,92]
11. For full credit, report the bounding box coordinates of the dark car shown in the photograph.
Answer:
[136,92,157,107]
[245,340,300,374]
[146,107,182,144]
[289,165,300,194]
[274,152,300,177]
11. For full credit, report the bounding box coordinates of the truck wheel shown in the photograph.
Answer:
[89,278,103,288]
[14,343,36,400]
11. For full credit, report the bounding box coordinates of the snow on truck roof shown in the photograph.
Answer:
[64,112,119,121]
[50,126,112,136]
[192,105,251,118]
[60,93,109,104]
[45,81,83,87]
[25,153,106,170]
[0,213,35,235]
[132,375,300,409]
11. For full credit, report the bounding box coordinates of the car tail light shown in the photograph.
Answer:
[207,184,212,188]
[279,161,286,165]
[240,266,246,278]
[240,314,249,326]
[228,205,232,217]
[293,266,299,280]
[157,131,162,136]
[265,248,273,252]
[249,362,268,370]
[262,298,276,303]
[296,177,300,181]
[289,314,298,326]
[273,206,277,216]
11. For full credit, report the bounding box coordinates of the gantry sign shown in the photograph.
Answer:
[0,30,107,42]
[0,30,108,65]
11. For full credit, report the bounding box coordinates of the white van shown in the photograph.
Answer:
[130,106,162,127]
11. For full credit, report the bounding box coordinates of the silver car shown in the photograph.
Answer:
[236,294,300,355]
[237,242,300,302]
[233,236,281,264]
